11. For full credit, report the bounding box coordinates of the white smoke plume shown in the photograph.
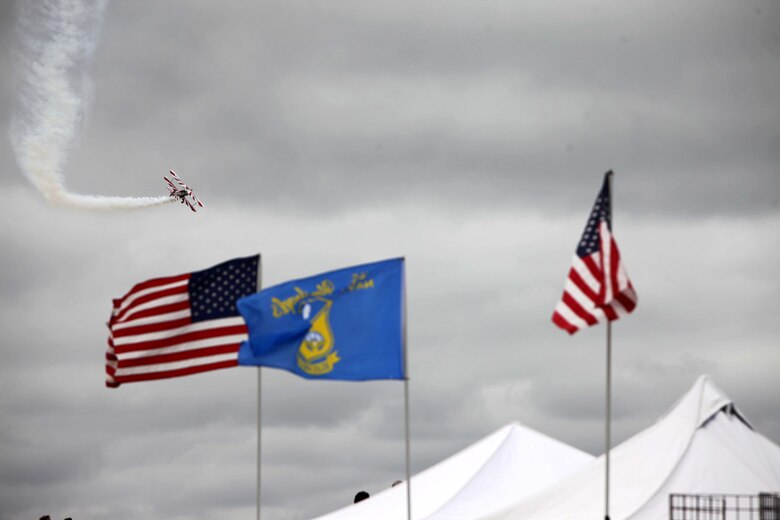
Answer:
[9,0,172,210]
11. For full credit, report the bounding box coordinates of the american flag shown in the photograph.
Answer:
[106,255,259,387]
[552,172,637,334]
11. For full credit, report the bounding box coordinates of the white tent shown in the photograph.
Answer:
[487,375,780,520]
[311,422,594,520]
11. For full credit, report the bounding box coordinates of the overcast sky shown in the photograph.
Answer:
[1,1,778,519]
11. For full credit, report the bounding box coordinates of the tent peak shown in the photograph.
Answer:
[662,375,753,430]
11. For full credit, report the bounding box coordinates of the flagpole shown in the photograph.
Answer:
[404,378,412,520]
[257,367,262,520]
[256,257,263,520]
[604,171,614,520]
[605,320,612,520]
[402,260,412,520]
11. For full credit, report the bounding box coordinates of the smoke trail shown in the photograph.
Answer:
[9,0,171,210]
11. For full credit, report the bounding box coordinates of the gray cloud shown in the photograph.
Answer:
[26,0,776,216]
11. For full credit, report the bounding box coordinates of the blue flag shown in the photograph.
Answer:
[237,258,405,381]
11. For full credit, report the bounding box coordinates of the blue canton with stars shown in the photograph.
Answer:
[576,174,612,258]
[189,255,259,322]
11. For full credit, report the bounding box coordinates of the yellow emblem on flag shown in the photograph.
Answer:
[297,297,340,375]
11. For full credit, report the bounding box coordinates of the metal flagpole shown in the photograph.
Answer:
[604,171,614,520]
[605,320,612,520]
[257,368,262,520]
[402,260,412,520]
[256,257,263,520]
[404,378,412,520]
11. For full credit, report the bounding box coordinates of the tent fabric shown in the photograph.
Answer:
[422,424,595,520]
[487,375,780,520]
[630,404,780,520]
[310,422,594,520]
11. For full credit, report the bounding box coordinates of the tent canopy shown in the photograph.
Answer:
[311,421,594,520]
[311,375,779,520]
[487,375,780,520]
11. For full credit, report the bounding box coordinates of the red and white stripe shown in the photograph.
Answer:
[552,222,637,334]
[106,273,246,387]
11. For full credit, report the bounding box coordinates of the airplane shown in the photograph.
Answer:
[163,170,204,212]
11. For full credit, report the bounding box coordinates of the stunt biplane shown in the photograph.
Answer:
[164,170,204,212]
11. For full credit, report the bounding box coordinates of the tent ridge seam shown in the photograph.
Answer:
[421,424,517,520]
